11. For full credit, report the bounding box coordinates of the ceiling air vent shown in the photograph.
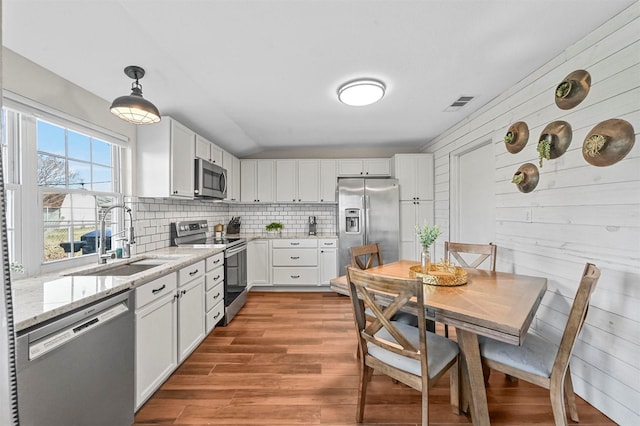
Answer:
[444,95,475,112]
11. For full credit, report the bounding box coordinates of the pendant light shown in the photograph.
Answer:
[110,66,161,124]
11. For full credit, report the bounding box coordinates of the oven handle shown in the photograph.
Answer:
[225,243,247,258]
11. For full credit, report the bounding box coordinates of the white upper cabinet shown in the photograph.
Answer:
[319,159,337,203]
[392,154,434,201]
[275,159,319,203]
[337,158,390,177]
[136,116,195,198]
[241,159,275,202]
[195,134,223,165]
[222,150,240,202]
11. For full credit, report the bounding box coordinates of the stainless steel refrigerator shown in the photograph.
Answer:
[337,178,400,275]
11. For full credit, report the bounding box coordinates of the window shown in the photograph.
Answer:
[2,99,126,274]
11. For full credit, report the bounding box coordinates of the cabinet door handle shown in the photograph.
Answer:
[213,292,221,299]
[189,269,199,276]
[181,289,187,295]
[290,256,300,260]
[152,284,166,294]
[214,312,221,319]
[290,275,300,279]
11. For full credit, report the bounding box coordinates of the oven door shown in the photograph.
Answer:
[224,242,247,313]
[195,158,227,199]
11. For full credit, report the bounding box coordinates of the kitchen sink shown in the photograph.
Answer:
[67,257,176,277]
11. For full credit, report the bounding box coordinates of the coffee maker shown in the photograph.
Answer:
[308,216,317,235]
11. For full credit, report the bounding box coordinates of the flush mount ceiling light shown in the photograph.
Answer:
[110,65,161,124]
[338,79,385,106]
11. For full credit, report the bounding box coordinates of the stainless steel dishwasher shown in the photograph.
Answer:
[16,290,134,426]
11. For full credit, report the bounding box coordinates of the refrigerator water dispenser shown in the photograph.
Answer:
[345,209,360,233]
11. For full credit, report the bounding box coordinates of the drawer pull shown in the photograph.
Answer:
[213,292,221,299]
[213,259,221,264]
[323,242,333,245]
[290,275,300,279]
[214,312,221,319]
[213,275,221,281]
[290,242,300,246]
[290,256,300,260]
[151,284,166,294]
[189,269,199,276]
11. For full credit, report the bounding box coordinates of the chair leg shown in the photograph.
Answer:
[422,385,429,426]
[444,324,449,337]
[481,362,491,385]
[564,366,580,423]
[450,359,461,415]
[550,376,568,426]
[357,364,373,422]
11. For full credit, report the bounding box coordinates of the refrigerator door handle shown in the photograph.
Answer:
[363,195,369,244]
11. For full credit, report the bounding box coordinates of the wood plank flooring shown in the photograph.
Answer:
[134,292,615,425]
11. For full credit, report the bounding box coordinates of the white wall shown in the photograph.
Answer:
[426,4,639,424]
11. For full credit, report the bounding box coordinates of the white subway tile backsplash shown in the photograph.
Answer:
[128,197,337,254]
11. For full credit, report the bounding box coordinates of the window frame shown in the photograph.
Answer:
[2,92,128,276]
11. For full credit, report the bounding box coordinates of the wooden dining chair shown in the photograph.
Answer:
[350,243,383,270]
[350,243,418,327]
[346,266,461,425]
[444,241,497,271]
[443,241,497,337]
[479,263,600,426]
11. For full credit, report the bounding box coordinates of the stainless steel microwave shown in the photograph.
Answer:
[194,158,227,199]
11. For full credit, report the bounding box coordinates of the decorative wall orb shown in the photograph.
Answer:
[512,163,539,193]
[504,121,529,154]
[583,119,635,167]
[555,69,591,110]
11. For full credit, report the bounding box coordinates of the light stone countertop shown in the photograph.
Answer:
[236,232,338,240]
[12,246,224,333]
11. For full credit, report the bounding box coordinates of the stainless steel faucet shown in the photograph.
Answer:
[98,204,135,264]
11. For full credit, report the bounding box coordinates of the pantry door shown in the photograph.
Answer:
[450,141,495,245]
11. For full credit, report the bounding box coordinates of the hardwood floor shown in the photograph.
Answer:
[134,292,615,425]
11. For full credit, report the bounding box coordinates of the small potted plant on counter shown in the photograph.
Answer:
[265,222,284,235]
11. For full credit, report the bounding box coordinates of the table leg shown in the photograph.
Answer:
[457,329,491,426]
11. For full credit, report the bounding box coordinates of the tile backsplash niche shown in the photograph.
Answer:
[127,197,337,255]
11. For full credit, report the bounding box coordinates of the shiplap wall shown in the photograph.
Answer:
[426,4,639,425]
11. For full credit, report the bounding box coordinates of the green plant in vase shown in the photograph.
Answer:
[537,135,552,167]
[415,221,441,273]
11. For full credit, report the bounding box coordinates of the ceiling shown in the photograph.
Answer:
[2,0,635,158]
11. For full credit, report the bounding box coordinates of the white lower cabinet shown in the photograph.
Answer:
[205,252,225,333]
[318,239,338,284]
[177,260,206,363]
[248,239,270,287]
[135,273,178,410]
[271,239,318,286]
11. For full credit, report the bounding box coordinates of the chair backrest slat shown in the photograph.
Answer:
[551,263,600,377]
[445,241,497,271]
[350,243,383,270]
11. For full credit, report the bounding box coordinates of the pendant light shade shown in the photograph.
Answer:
[110,66,161,124]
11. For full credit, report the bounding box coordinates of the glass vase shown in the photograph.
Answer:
[420,247,431,273]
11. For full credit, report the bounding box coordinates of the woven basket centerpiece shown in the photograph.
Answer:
[410,261,468,286]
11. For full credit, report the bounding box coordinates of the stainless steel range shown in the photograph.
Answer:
[170,220,247,325]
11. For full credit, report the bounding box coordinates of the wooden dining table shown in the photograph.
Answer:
[330,260,548,426]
